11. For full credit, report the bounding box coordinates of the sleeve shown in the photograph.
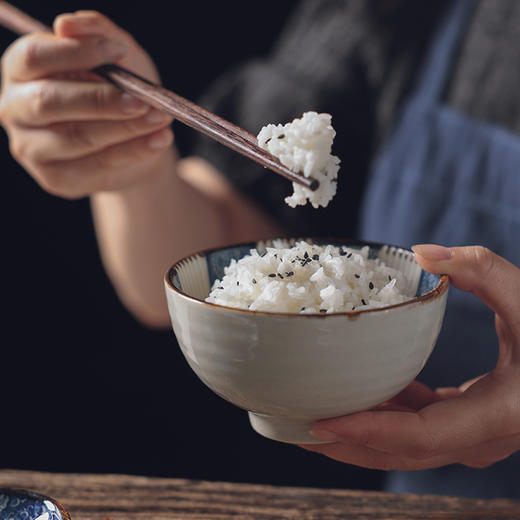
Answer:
[187,0,380,237]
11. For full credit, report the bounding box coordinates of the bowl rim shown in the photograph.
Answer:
[164,237,450,318]
[0,487,72,520]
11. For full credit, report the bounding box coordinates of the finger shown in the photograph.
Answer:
[459,374,486,392]
[33,128,173,198]
[310,378,520,460]
[300,432,520,471]
[53,11,160,84]
[299,442,452,471]
[10,109,173,162]
[2,80,148,126]
[55,11,132,41]
[412,244,520,334]
[385,380,441,410]
[374,380,459,414]
[435,387,464,399]
[3,33,127,82]
[458,433,520,468]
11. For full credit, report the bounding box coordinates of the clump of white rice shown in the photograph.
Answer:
[257,112,340,208]
[206,241,410,314]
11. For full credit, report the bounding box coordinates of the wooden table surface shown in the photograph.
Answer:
[0,469,519,520]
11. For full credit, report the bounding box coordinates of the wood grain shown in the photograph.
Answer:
[1,470,519,520]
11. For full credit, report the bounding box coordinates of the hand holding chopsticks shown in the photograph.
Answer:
[0,1,318,192]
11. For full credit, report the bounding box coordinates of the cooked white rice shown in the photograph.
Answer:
[206,241,410,313]
[257,112,340,208]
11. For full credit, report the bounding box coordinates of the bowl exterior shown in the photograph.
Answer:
[0,489,71,520]
[165,284,448,421]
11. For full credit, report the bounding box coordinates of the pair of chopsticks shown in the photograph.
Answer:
[0,1,319,192]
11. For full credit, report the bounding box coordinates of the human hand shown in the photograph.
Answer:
[300,244,520,470]
[0,11,174,198]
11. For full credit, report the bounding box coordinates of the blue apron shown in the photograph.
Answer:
[359,0,520,498]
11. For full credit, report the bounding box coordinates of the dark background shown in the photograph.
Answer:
[1,1,383,491]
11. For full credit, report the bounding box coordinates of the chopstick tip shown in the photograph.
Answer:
[309,178,320,191]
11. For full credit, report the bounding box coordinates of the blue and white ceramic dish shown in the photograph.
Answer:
[165,238,449,444]
[0,488,71,520]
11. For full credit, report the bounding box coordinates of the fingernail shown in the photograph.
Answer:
[97,39,127,60]
[120,93,146,114]
[145,108,171,124]
[310,428,342,442]
[148,129,172,149]
[411,244,452,260]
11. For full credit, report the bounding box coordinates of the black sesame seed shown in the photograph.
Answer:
[339,249,347,256]
[278,133,285,139]
[369,282,374,290]
[352,306,356,310]
[218,286,224,290]
[354,274,360,278]
[265,137,271,145]
[320,309,327,313]
[304,251,309,259]
[312,254,319,260]
[237,281,240,286]
[252,279,257,284]
[301,307,306,311]
[268,273,276,278]
[388,275,392,281]
[347,253,352,259]
[286,271,294,277]
[362,299,367,305]
[277,273,284,279]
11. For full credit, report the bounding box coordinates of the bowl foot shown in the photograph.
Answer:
[248,412,332,444]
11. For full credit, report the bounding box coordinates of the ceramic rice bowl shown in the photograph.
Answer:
[164,238,449,444]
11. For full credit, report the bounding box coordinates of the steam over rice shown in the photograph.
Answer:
[257,112,340,208]
[206,241,410,313]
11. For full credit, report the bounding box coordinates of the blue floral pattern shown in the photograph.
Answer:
[0,489,68,520]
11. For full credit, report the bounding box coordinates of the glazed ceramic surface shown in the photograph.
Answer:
[0,488,70,520]
[164,238,449,444]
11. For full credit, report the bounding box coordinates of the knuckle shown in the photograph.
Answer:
[2,34,40,81]
[470,246,496,276]
[30,80,56,121]
[0,48,12,80]
[17,35,42,74]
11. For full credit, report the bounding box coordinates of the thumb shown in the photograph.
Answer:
[54,11,160,83]
[412,244,520,335]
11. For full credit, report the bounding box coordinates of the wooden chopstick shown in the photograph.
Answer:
[0,1,319,192]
